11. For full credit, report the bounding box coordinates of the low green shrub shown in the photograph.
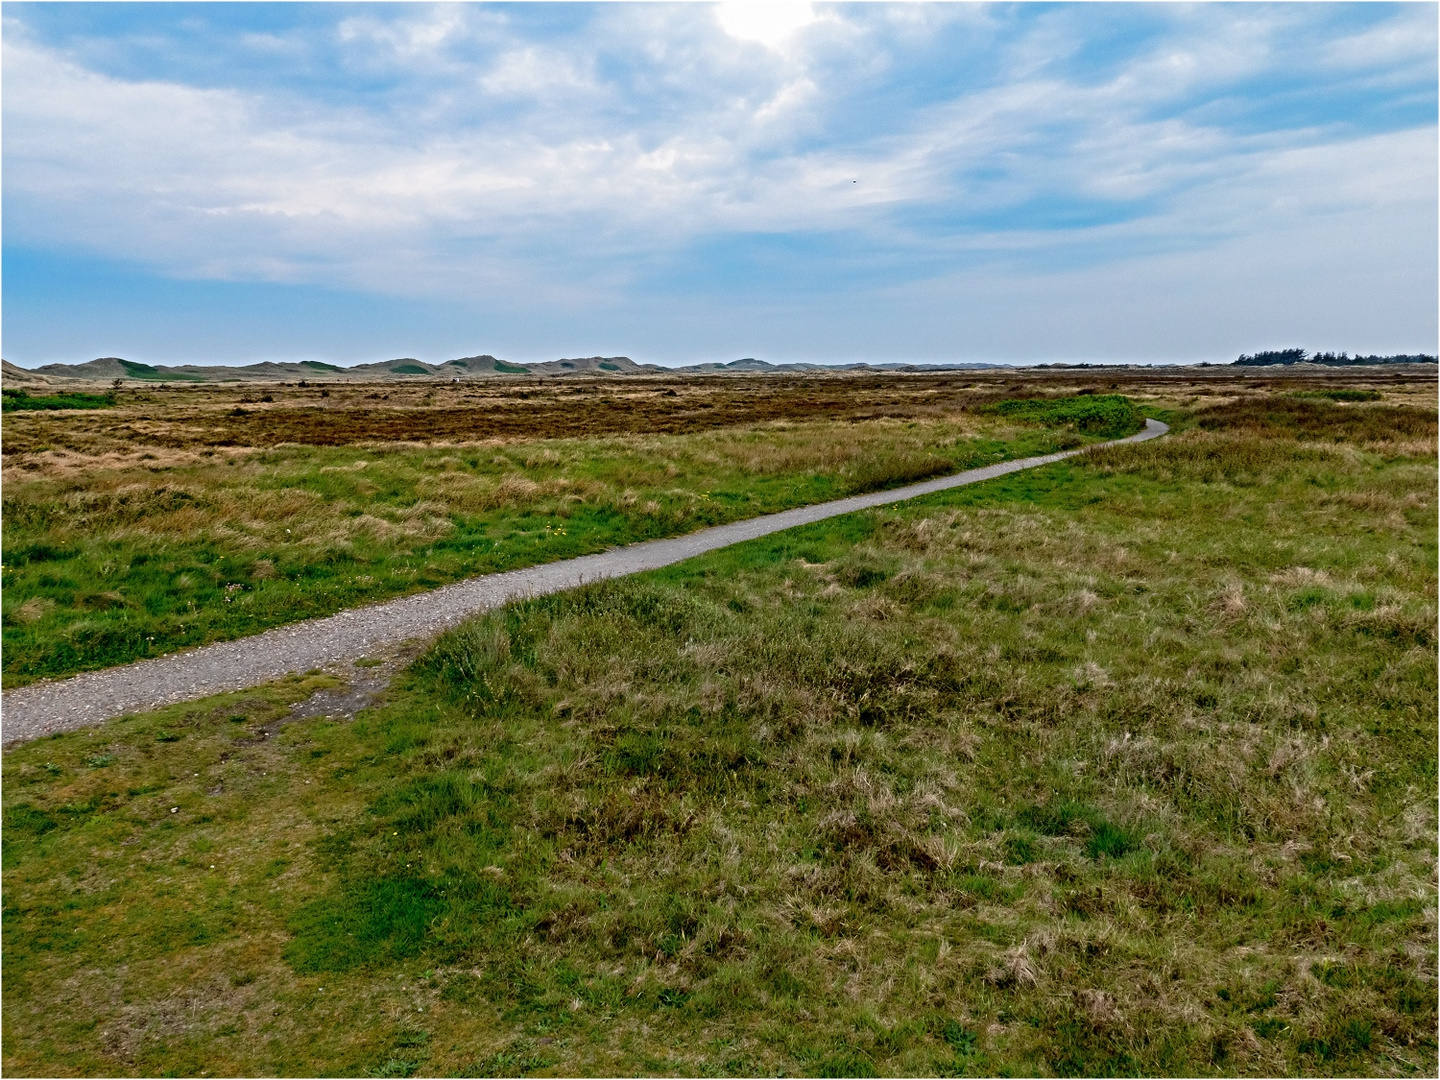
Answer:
[985,394,1142,438]
[1,388,116,411]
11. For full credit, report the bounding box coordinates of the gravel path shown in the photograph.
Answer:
[2,419,1167,744]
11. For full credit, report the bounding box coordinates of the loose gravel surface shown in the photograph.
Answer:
[2,419,1167,745]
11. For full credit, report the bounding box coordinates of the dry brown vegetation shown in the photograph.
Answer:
[4,367,1434,466]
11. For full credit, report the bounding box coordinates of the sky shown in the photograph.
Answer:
[3,1,1437,368]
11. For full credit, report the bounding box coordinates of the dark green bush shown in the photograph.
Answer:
[986,395,1141,438]
[2,389,116,411]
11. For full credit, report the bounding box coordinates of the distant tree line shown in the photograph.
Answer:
[1234,349,1438,367]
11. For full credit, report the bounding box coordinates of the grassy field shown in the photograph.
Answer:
[0,394,1141,686]
[3,387,1434,1077]
[7,367,1429,688]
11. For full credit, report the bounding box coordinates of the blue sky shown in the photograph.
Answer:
[3,2,1436,367]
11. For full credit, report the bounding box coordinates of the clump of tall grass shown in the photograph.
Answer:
[1085,430,1352,485]
[1195,395,1436,443]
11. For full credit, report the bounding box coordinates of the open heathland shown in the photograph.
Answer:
[1,391,1143,686]
[2,381,1435,1077]
[3,368,1430,688]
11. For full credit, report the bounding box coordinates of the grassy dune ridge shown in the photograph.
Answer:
[1,411,1122,686]
[2,392,1434,1076]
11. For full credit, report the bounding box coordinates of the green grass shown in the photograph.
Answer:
[1,413,1106,686]
[117,359,206,382]
[4,400,1433,1076]
[986,394,1141,437]
[1,389,117,412]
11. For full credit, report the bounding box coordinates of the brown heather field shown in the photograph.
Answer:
[4,366,1435,462]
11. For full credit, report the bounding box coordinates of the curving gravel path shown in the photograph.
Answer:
[2,419,1167,745]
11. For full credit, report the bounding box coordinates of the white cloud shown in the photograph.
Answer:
[1321,4,1439,73]
[336,7,471,57]
[480,46,596,98]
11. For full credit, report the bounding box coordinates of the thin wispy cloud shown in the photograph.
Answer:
[3,2,1435,365]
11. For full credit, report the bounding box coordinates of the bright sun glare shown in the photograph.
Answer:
[714,2,818,50]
